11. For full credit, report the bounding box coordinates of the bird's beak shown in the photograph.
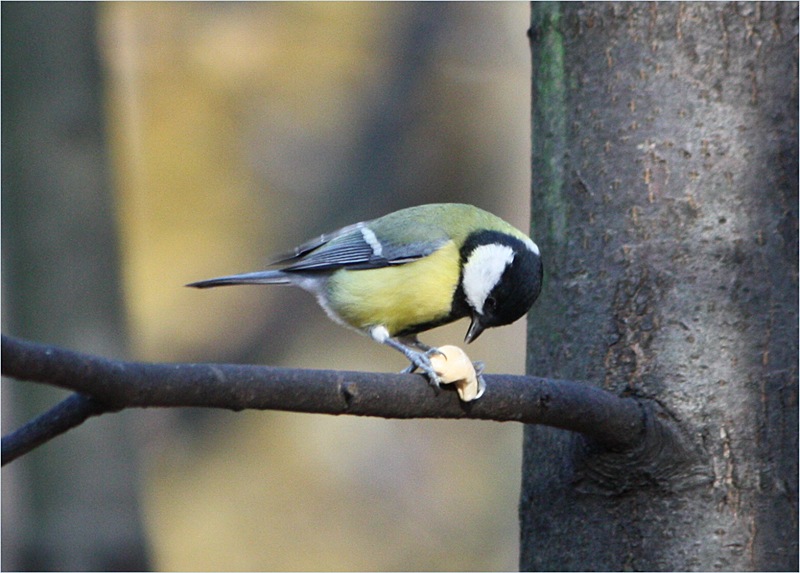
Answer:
[465,315,485,344]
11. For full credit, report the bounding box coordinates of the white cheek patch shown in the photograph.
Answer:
[462,244,515,314]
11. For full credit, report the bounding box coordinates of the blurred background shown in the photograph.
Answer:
[2,2,531,570]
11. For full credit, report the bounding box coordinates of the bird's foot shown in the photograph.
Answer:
[381,335,444,393]
[400,347,445,391]
[472,361,487,400]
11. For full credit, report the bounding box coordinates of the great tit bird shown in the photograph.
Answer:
[188,203,543,392]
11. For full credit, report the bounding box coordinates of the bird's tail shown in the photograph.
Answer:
[186,270,292,289]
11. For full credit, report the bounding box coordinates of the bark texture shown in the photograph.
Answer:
[522,3,798,570]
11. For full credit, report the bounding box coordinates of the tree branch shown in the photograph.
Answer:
[1,393,112,465]
[2,334,645,465]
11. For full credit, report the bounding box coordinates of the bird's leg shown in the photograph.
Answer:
[383,336,443,391]
[397,336,445,373]
[400,336,434,353]
[368,327,443,391]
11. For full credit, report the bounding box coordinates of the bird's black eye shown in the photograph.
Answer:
[484,296,497,314]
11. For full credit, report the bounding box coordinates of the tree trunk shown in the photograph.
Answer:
[1,3,150,570]
[521,2,797,570]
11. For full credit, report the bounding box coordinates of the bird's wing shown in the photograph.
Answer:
[268,222,365,265]
[272,222,449,272]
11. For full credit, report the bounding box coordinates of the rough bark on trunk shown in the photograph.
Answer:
[521,3,798,570]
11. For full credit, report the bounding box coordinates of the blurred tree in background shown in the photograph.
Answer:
[2,2,149,570]
[4,3,531,570]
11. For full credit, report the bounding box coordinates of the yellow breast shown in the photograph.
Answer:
[327,241,461,336]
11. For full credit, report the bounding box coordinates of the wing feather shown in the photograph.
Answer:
[271,222,448,272]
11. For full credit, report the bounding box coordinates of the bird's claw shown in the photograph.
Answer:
[400,347,444,392]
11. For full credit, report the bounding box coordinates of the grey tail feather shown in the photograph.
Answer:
[186,270,291,289]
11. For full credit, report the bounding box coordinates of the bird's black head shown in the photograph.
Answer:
[455,230,543,343]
